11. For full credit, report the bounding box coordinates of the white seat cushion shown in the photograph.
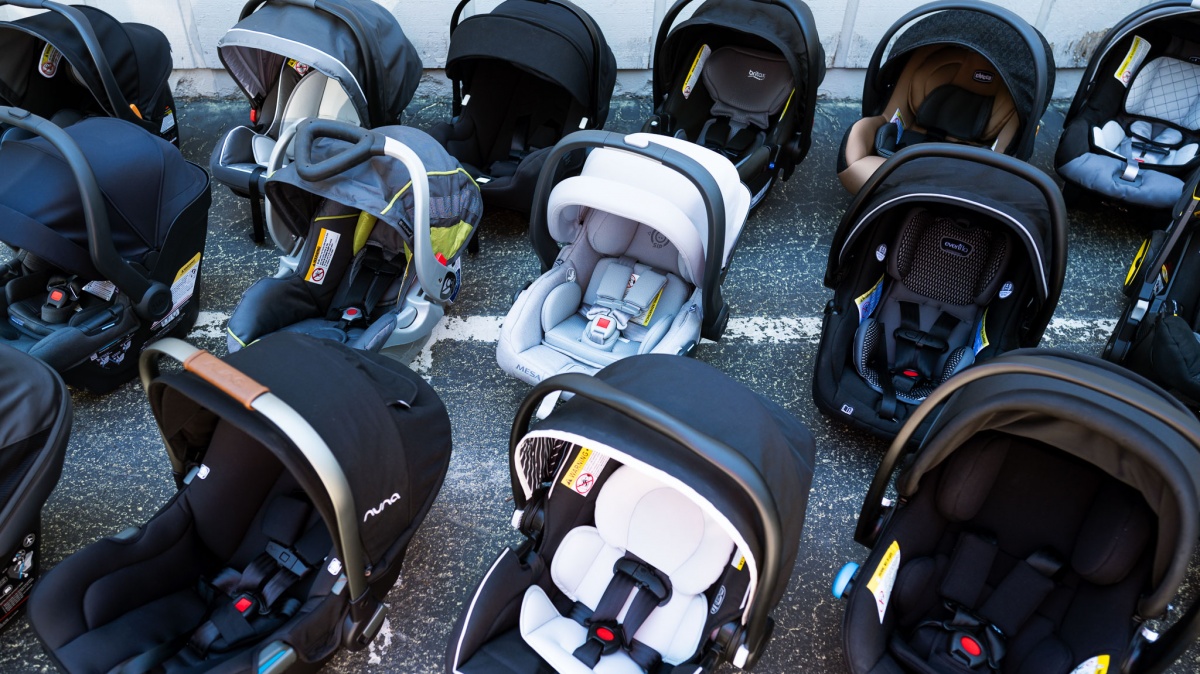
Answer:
[519,466,735,670]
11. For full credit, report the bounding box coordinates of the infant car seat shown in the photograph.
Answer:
[0,344,69,632]
[815,145,1067,439]
[227,121,481,363]
[209,0,421,243]
[497,131,749,384]
[644,0,824,208]
[448,356,817,673]
[836,350,1200,674]
[28,333,453,673]
[837,2,1054,194]
[1057,5,1200,210]
[431,0,616,217]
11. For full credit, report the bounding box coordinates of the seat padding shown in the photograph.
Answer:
[1126,57,1200,130]
[520,466,734,670]
[701,46,793,131]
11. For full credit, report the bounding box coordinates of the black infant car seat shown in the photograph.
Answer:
[853,207,1011,416]
[28,333,453,673]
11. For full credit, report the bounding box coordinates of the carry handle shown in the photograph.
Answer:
[0,107,171,320]
[290,118,452,307]
[449,0,606,124]
[293,118,386,182]
[652,0,822,164]
[861,0,1051,160]
[829,143,1066,347]
[139,338,370,604]
[511,372,781,669]
[528,130,730,339]
[0,0,137,122]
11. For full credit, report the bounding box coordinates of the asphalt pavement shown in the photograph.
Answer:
[0,95,1194,673]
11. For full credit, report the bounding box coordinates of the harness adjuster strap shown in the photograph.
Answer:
[613,557,671,605]
[893,328,949,352]
[265,540,311,577]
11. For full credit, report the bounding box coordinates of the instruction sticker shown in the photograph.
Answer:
[38,43,61,78]
[866,541,900,623]
[682,44,712,99]
[160,106,176,135]
[83,280,117,301]
[855,275,885,323]
[305,229,341,285]
[560,447,609,497]
[1068,655,1110,674]
[152,252,201,330]
[286,58,311,77]
[889,108,905,137]
[1115,36,1151,87]
[973,308,990,354]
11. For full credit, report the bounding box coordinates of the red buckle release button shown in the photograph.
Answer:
[902,369,919,378]
[234,597,253,614]
[49,290,64,302]
[960,636,981,657]
[595,627,615,642]
[345,308,358,317]
[597,318,611,329]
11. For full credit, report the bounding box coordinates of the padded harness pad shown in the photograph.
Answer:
[915,85,994,143]
[702,46,793,131]
[520,466,734,671]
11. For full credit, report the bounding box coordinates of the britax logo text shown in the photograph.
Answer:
[748,70,766,81]
[363,493,401,522]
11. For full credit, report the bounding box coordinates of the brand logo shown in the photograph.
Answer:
[363,493,401,522]
[875,244,887,262]
[515,364,541,381]
[649,231,670,249]
[710,586,727,614]
[941,238,973,257]
[840,404,855,415]
[748,69,766,81]
[973,70,994,84]
[998,281,1013,299]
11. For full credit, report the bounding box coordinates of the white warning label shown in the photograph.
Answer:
[682,44,712,99]
[83,280,117,301]
[866,540,901,623]
[305,229,340,285]
[1115,36,1151,87]
[151,252,200,330]
[559,446,610,497]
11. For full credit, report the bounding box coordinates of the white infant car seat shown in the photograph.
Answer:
[497,133,750,384]
[520,466,735,673]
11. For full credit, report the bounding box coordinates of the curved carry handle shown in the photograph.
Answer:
[293,118,386,182]
[511,372,781,669]
[853,354,1200,674]
[828,143,1067,347]
[1064,0,1197,123]
[861,0,1051,160]
[0,0,137,123]
[238,0,380,124]
[449,0,605,124]
[652,0,823,164]
[0,107,171,320]
[290,118,454,308]
[139,338,370,604]
[529,130,730,340]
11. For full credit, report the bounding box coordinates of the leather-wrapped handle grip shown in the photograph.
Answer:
[182,350,269,410]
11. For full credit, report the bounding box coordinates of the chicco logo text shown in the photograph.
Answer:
[973,70,994,83]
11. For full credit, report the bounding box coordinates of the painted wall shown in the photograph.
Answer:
[0,0,1155,99]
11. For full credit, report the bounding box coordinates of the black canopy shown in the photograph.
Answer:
[656,0,825,111]
[0,117,208,280]
[446,0,617,127]
[218,0,421,127]
[514,355,815,624]
[894,350,1200,620]
[0,5,169,122]
[825,145,1066,320]
[147,332,451,582]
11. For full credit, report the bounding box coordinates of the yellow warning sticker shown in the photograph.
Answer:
[1125,238,1150,287]
[1068,654,1110,674]
[633,288,664,327]
[286,58,311,77]
[559,447,609,496]
[1115,36,1150,87]
[151,252,201,330]
[866,541,900,624]
[39,43,61,78]
[734,556,745,571]
[855,275,885,323]
[682,44,711,99]
[305,228,340,285]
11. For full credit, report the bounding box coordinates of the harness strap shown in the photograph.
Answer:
[327,248,404,322]
[1119,136,1142,182]
[570,555,671,672]
[248,166,267,244]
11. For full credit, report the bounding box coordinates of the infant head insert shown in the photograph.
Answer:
[497,131,750,384]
